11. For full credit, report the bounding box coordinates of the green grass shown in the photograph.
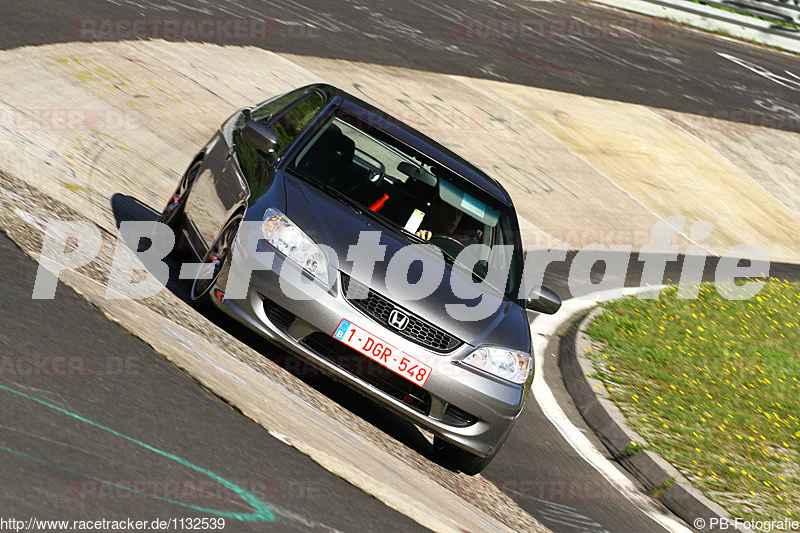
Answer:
[715,27,734,38]
[649,477,676,498]
[661,15,799,56]
[686,0,800,31]
[585,281,799,521]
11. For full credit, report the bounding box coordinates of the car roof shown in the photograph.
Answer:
[305,83,514,206]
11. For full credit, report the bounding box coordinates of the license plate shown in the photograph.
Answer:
[332,319,432,387]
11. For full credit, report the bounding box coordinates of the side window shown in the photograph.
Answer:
[250,87,312,124]
[234,89,324,203]
[269,92,325,153]
[234,132,268,204]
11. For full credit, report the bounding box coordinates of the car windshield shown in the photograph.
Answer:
[289,111,522,298]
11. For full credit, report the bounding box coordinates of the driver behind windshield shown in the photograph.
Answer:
[415,199,463,241]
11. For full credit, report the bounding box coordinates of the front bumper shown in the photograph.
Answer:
[212,248,527,457]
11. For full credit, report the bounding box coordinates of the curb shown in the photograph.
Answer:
[559,308,754,533]
[587,0,800,54]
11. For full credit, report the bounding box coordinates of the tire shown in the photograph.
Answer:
[433,436,495,476]
[158,160,202,230]
[189,213,242,307]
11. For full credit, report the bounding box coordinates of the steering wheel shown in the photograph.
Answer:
[429,233,466,256]
[333,171,361,195]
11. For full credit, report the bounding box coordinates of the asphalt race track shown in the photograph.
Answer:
[2,0,799,126]
[0,231,428,532]
[1,0,799,532]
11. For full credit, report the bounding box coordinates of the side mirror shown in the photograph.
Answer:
[242,121,279,164]
[525,285,562,315]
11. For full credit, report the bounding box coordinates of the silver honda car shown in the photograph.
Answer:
[159,84,560,474]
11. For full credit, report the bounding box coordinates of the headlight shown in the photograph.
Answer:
[462,346,532,384]
[261,208,329,284]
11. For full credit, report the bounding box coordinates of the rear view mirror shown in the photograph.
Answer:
[525,285,562,315]
[397,162,437,187]
[242,121,279,163]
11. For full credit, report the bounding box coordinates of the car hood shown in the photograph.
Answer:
[281,173,530,352]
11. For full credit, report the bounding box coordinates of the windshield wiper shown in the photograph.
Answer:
[287,168,365,216]
[436,246,457,265]
[288,169,469,265]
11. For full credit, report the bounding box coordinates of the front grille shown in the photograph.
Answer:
[262,297,295,331]
[302,332,432,415]
[340,273,462,353]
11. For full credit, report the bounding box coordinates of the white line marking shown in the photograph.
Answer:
[268,430,293,446]
[530,286,693,533]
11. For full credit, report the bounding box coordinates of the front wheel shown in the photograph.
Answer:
[433,436,495,476]
[190,214,242,307]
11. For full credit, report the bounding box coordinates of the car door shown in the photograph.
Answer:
[183,133,246,254]
[184,87,325,254]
